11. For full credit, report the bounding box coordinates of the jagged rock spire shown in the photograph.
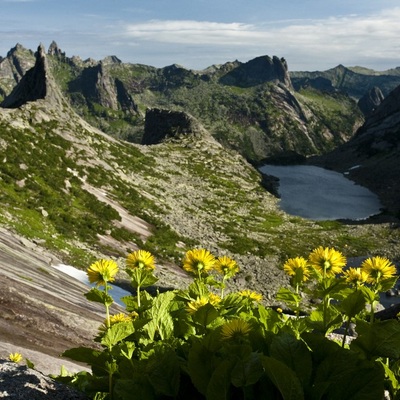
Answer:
[1,44,65,108]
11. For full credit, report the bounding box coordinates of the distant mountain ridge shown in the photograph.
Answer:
[0,41,366,163]
[291,64,400,99]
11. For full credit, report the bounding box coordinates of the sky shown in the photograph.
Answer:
[1,0,400,72]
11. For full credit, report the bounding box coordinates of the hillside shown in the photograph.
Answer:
[0,42,365,163]
[0,43,399,372]
[309,81,400,219]
[291,64,400,99]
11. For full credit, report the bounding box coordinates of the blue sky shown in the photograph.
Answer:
[1,0,400,71]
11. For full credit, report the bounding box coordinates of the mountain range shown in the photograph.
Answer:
[0,42,399,372]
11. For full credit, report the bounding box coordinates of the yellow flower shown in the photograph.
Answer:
[283,256,310,282]
[9,353,23,363]
[276,307,283,313]
[87,259,119,286]
[208,293,222,306]
[186,296,209,314]
[214,256,239,278]
[182,249,216,277]
[361,256,397,285]
[238,289,263,303]
[126,250,155,270]
[308,246,346,277]
[343,267,369,287]
[99,312,137,332]
[220,319,252,341]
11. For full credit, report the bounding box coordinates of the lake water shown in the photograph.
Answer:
[259,164,382,221]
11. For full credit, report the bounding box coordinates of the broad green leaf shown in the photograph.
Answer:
[143,290,175,340]
[206,359,235,400]
[100,321,135,348]
[187,339,216,395]
[270,332,312,387]
[146,345,180,397]
[276,287,301,308]
[230,352,264,388]
[351,319,400,359]
[360,286,379,304]
[62,346,103,365]
[377,276,398,292]
[191,303,219,328]
[85,287,114,306]
[114,377,155,400]
[312,350,384,400]
[338,289,366,318]
[256,305,284,334]
[262,356,304,400]
[306,307,342,334]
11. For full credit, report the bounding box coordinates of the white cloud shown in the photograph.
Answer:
[122,8,400,70]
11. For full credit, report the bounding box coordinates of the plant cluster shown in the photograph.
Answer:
[58,246,400,400]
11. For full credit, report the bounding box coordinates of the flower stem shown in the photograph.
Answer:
[105,284,110,328]
[137,285,141,308]
[342,318,351,348]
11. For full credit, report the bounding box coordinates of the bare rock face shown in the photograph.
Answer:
[69,63,138,113]
[1,44,65,108]
[358,86,384,116]
[0,360,88,399]
[142,108,202,145]
[219,55,292,88]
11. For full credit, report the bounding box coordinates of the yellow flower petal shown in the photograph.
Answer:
[361,256,397,284]
[87,259,119,286]
[126,250,155,270]
[182,249,216,277]
[308,246,346,277]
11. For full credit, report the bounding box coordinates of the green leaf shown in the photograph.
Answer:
[62,346,103,365]
[360,286,379,304]
[206,359,235,400]
[377,276,398,292]
[230,352,264,388]
[306,306,342,334]
[338,289,366,319]
[187,339,216,395]
[256,305,284,334]
[270,333,312,387]
[127,267,158,289]
[261,356,304,400]
[351,319,400,359]
[191,303,219,328]
[276,287,301,308]
[312,350,384,400]
[85,287,114,306]
[142,290,175,341]
[100,321,135,348]
[114,377,155,400]
[379,360,400,392]
[146,345,180,397]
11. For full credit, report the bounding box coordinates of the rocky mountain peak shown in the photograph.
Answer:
[47,40,65,58]
[219,55,292,88]
[1,44,65,108]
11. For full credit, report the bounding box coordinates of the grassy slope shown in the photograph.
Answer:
[0,99,398,301]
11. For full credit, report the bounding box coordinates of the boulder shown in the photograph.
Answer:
[142,108,202,145]
[0,360,88,399]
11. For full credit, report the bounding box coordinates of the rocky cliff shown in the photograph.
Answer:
[1,44,66,108]
[309,83,400,218]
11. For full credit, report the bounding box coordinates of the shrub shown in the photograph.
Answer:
[57,246,400,400]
